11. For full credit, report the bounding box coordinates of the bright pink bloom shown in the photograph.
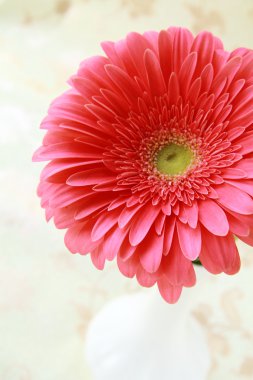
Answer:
[33,27,253,303]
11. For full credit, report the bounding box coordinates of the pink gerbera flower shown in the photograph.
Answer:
[33,27,253,303]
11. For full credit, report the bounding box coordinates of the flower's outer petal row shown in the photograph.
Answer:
[199,230,241,275]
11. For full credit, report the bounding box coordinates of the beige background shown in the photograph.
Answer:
[1,0,253,378]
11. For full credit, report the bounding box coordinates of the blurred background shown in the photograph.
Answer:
[1,0,253,379]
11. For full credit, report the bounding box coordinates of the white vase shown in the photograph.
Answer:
[85,278,210,380]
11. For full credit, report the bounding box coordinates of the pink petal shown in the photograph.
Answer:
[108,196,128,211]
[212,56,242,91]
[228,78,245,102]
[168,72,180,104]
[232,85,253,116]
[155,212,166,235]
[64,220,101,254]
[163,216,176,255]
[238,229,253,247]
[169,27,194,72]
[34,142,102,161]
[77,55,110,82]
[177,221,201,260]
[162,233,196,287]
[75,194,113,220]
[226,179,253,197]
[105,64,140,101]
[191,32,215,74]
[144,49,167,96]
[49,187,93,208]
[118,236,136,261]
[91,209,119,241]
[200,63,214,93]
[178,202,198,228]
[92,179,117,191]
[225,211,250,237]
[117,253,139,278]
[102,225,128,261]
[136,266,158,288]
[188,77,201,104]
[85,103,115,123]
[229,109,253,129]
[67,168,114,186]
[221,168,247,179]
[143,30,159,51]
[227,127,245,142]
[129,203,161,246]
[118,203,143,228]
[179,52,197,95]
[158,30,173,83]
[233,158,253,177]
[200,229,240,275]
[187,202,199,228]
[216,182,253,215]
[162,199,172,215]
[157,276,182,304]
[198,199,229,236]
[138,227,164,273]
[70,76,99,100]
[237,134,253,155]
[40,159,98,181]
[64,223,85,254]
[91,246,106,270]
[100,88,129,116]
[101,41,124,69]
[53,205,76,229]
[126,32,152,82]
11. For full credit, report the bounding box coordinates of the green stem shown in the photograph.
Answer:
[192,258,202,266]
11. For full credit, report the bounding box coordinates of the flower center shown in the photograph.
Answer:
[156,143,194,176]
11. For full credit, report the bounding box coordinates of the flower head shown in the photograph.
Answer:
[33,27,253,303]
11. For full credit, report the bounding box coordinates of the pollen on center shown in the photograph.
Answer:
[155,143,194,176]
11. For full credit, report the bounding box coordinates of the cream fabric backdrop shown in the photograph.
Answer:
[1,0,253,378]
